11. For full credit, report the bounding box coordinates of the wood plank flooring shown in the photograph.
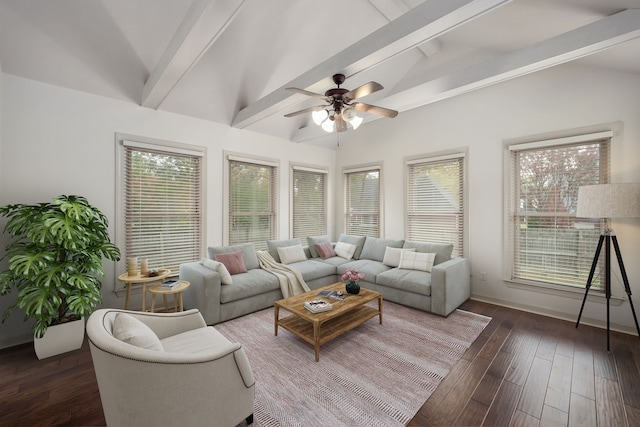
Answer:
[0,299,638,426]
[409,299,640,427]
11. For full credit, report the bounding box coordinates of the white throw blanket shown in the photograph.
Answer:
[256,251,310,298]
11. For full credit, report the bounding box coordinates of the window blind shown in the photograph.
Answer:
[228,158,277,250]
[509,139,610,288]
[406,155,464,257]
[124,146,202,273]
[292,167,327,241]
[344,167,380,238]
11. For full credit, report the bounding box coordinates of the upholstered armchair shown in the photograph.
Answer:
[87,308,255,426]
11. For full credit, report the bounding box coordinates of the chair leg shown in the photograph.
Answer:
[245,413,254,424]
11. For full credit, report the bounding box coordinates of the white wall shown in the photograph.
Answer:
[2,62,639,348]
[0,74,335,348]
[336,63,640,334]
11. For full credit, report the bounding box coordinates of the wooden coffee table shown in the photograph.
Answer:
[274,282,383,361]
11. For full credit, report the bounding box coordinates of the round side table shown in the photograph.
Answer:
[148,281,191,313]
[118,269,172,312]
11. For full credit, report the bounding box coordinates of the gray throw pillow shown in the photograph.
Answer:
[306,235,331,258]
[360,237,404,262]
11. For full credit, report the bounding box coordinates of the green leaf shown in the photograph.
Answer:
[0,195,120,336]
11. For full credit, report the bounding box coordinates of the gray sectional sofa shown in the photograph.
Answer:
[179,234,470,325]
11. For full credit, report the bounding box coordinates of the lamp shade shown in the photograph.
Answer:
[576,183,640,218]
[312,109,328,125]
[321,118,334,132]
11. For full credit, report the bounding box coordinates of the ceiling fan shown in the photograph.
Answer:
[284,74,398,132]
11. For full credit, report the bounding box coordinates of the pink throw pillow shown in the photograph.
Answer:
[315,242,336,260]
[214,251,248,275]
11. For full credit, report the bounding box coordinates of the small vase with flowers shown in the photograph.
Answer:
[342,269,365,295]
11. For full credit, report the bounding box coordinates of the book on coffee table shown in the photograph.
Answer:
[316,290,345,301]
[304,300,332,313]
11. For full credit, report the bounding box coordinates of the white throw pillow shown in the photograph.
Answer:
[277,244,307,264]
[398,251,436,272]
[382,247,416,267]
[200,258,233,285]
[334,241,357,260]
[112,313,163,351]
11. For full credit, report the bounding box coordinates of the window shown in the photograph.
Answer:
[118,136,204,276]
[406,152,465,257]
[226,154,278,250]
[292,165,328,241]
[344,165,381,237]
[507,132,610,289]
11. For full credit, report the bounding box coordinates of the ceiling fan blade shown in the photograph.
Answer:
[285,87,330,101]
[353,102,398,118]
[335,114,348,132]
[284,105,326,118]
[343,81,383,102]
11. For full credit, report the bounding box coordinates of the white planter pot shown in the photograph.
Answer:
[34,317,85,359]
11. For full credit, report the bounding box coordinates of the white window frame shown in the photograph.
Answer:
[405,149,468,258]
[290,163,329,241]
[115,133,206,291]
[223,151,279,250]
[503,128,615,295]
[343,163,383,238]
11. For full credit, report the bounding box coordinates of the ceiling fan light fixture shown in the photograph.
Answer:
[321,117,335,133]
[342,106,356,122]
[285,74,397,134]
[312,109,328,125]
[350,115,363,130]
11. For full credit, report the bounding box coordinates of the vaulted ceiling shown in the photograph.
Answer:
[1,0,639,148]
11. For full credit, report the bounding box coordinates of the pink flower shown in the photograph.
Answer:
[341,269,365,283]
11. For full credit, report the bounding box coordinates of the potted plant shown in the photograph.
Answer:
[0,195,120,358]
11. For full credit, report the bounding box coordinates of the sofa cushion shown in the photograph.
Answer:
[334,242,357,260]
[315,241,336,259]
[160,326,231,354]
[376,268,432,296]
[288,259,337,282]
[337,234,366,259]
[307,235,330,258]
[277,244,307,264]
[315,256,352,267]
[214,251,248,275]
[402,240,453,266]
[200,258,233,285]
[337,259,391,282]
[382,247,415,267]
[112,313,163,351]
[219,269,280,303]
[266,238,302,263]
[208,243,260,270]
[398,251,436,272]
[360,237,404,262]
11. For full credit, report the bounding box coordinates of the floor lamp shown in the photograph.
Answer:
[575,183,640,351]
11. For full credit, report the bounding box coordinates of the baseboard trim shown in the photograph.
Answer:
[470,295,639,336]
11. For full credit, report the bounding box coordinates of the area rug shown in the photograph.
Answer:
[217,301,490,427]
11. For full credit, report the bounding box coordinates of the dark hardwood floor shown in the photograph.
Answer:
[410,299,640,427]
[1,299,639,426]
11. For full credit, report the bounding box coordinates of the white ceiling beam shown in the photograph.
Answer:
[387,8,640,112]
[368,0,441,58]
[291,9,640,143]
[141,0,245,109]
[231,0,512,129]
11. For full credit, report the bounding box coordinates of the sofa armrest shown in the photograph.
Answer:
[179,262,222,325]
[430,257,470,316]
